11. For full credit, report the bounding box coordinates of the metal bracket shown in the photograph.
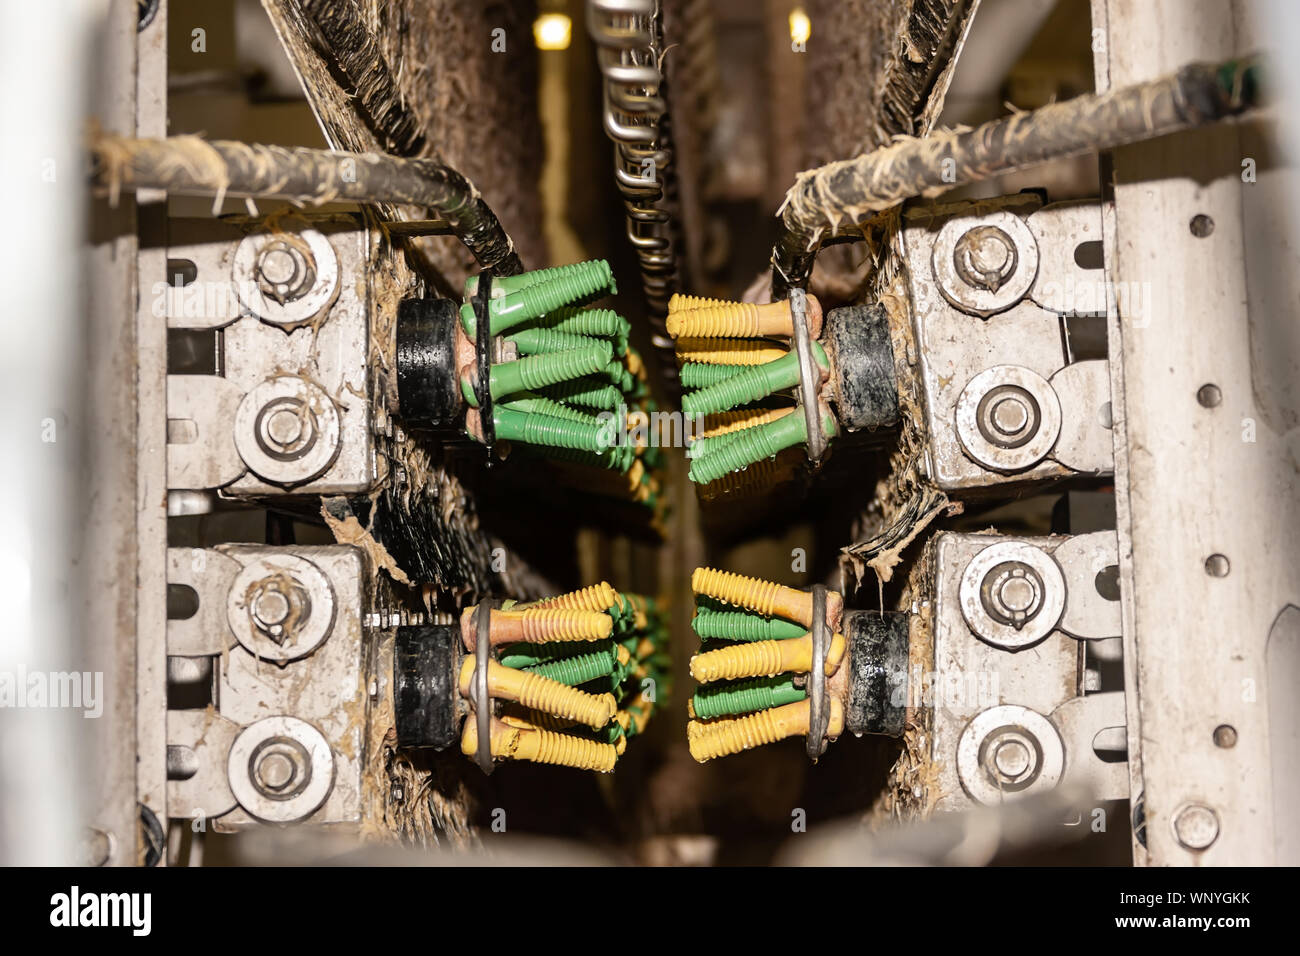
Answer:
[472,274,496,454]
[806,584,830,760]
[790,288,828,466]
[472,600,498,775]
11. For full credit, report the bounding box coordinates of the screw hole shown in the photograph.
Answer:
[1213,724,1238,748]
[1205,553,1231,577]
[1190,214,1215,238]
[1073,240,1104,269]
[166,583,200,620]
[1197,383,1222,408]
[1094,564,1121,601]
[166,258,197,287]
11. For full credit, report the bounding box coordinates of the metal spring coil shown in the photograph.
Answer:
[587,0,681,380]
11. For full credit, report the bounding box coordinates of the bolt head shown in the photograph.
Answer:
[248,578,309,645]
[976,384,1040,449]
[256,751,297,792]
[258,247,298,285]
[980,727,1042,790]
[998,575,1037,613]
[1173,804,1220,850]
[255,239,315,301]
[991,396,1030,435]
[265,407,304,447]
[993,738,1033,780]
[252,586,291,628]
[255,397,316,460]
[981,561,1044,629]
[954,226,1018,292]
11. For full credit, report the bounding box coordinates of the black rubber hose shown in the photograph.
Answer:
[93,134,523,277]
[771,56,1262,298]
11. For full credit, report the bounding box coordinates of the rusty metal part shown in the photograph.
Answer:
[771,56,1263,296]
[92,134,523,276]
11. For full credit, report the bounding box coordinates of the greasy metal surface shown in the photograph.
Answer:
[134,0,170,849]
[226,219,373,496]
[1054,531,1122,640]
[232,225,341,328]
[931,532,1080,813]
[162,216,375,496]
[931,211,1039,317]
[214,545,367,829]
[232,377,342,487]
[902,197,1070,491]
[226,553,337,663]
[83,0,143,867]
[165,547,241,657]
[166,375,245,489]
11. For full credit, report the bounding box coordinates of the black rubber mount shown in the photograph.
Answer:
[472,273,495,452]
[395,296,462,430]
[825,303,901,433]
[393,624,460,750]
[844,609,910,737]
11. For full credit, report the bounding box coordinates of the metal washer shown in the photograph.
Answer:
[957,704,1064,806]
[959,540,1065,651]
[234,376,341,486]
[955,365,1062,473]
[233,226,340,328]
[227,716,335,824]
[227,554,336,663]
[932,211,1039,317]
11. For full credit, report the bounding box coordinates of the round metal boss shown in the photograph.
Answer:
[227,554,336,662]
[932,212,1039,317]
[233,227,340,327]
[955,365,1061,473]
[227,716,335,824]
[959,540,1065,650]
[234,376,341,486]
[957,704,1064,805]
